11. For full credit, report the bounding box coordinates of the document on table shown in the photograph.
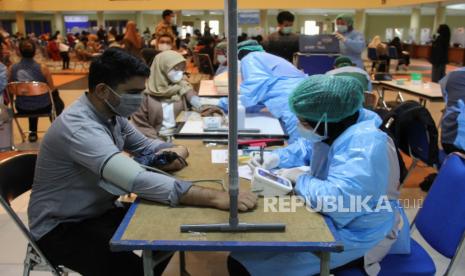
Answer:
[179,113,285,136]
[211,149,244,163]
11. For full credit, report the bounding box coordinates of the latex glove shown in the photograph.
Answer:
[277,167,307,184]
[189,95,202,109]
[248,152,280,170]
[334,32,346,42]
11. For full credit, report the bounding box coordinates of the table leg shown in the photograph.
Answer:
[419,98,427,107]
[179,251,191,276]
[319,252,330,276]
[143,250,154,276]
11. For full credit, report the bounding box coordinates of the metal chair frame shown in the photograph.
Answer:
[0,153,72,276]
[6,81,57,142]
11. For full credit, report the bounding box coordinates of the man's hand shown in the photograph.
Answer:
[334,32,346,42]
[180,186,258,211]
[199,105,224,117]
[159,145,189,159]
[155,146,189,172]
[212,190,258,211]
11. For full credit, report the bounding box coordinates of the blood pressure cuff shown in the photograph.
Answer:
[100,153,146,195]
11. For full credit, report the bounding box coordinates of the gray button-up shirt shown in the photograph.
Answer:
[28,94,189,240]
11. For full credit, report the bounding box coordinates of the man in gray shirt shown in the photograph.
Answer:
[262,11,299,63]
[28,48,257,276]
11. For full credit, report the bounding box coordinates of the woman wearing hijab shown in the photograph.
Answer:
[368,35,389,72]
[131,50,216,139]
[123,21,143,57]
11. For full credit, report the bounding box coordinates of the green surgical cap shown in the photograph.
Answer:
[334,56,353,68]
[336,14,354,26]
[289,75,364,123]
[238,39,264,53]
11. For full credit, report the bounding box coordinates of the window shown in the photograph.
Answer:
[181,25,194,39]
[201,20,220,36]
[304,21,320,35]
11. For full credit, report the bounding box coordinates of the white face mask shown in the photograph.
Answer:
[167,70,184,83]
[297,114,328,143]
[158,43,172,51]
[217,55,227,64]
[336,25,348,33]
[281,26,293,34]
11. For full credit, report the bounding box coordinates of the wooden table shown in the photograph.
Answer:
[110,140,343,276]
[198,80,228,97]
[374,80,443,108]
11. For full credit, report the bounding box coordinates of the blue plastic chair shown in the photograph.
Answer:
[335,152,465,276]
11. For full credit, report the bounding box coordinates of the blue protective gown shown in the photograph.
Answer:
[339,30,366,69]
[231,109,409,275]
[218,52,308,143]
[439,67,465,151]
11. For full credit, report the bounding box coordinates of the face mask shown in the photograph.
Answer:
[281,26,293,34]
[336,25,348,33]
[297,113,328,143]
[170,17,176,25]
[167,70,184,83]
[217,55,227,64]
[105,86,143,117]
[158,43,172,51]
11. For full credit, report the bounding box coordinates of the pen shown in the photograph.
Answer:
[260,146,264,165]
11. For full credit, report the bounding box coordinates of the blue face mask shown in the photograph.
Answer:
[297,113,328,143]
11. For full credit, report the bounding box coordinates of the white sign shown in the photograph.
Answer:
[64,16,89,23]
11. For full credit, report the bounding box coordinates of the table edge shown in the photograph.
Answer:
[110,199,344,253]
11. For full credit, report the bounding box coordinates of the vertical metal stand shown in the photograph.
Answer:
[180,0,284,233]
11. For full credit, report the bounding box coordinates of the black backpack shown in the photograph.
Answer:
[377,101,439,182]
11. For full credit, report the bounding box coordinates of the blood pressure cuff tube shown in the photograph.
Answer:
[100,153,146,195]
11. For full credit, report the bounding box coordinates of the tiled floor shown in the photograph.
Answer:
[1,59,464,275]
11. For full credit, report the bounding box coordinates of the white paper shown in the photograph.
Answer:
[238,165,253,180]
[179,113,285,136]
[211,150,243,164]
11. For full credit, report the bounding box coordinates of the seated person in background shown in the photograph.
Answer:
[326,56,372,91]
[198,36,217,74]
[46,36,61,61]
[109,34,125,48]
[75,36,94,61]
[389,37,410,71]
[0,61,6,98]
[262,11,299,63]
[368,35,389,72]
[122,21,143,58]
[9,40,54,142]
[214,41,228,76]
[439,67,465,154]
[230,75,408,276]
[131,50,219,139]
[155,32,175,52]
[29,48,257,276]
[218,40,307,143]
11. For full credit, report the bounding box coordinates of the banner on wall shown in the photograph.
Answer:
[408,28,416,43]
[385,28,393,41]
[421,28,431,45]
[451,27,465,47]
[238,12,260,25]
[64,16,90,34]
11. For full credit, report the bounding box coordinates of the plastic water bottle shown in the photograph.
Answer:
[237,100,245,130]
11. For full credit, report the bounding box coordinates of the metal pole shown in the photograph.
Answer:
[227,0,239,228]
[180,0,285,233]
